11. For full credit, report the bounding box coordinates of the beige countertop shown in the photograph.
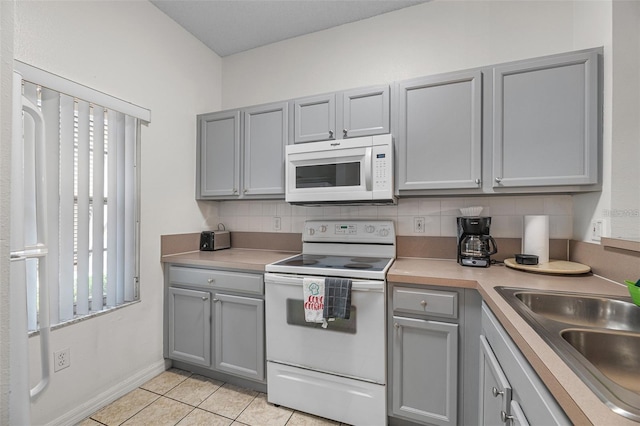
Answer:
[162,249,636,424]
[389,257,634,425]
[161,248,296,272]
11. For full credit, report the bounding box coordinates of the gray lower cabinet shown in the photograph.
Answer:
[213,292,264,381]
[165,265,266,383]
[492,50,599,188]
[168,286,212,367]
[392,316,459,426]
[389,284,482,426]
[293,85,390,143]
[196,101,288,200]
[397,70,483,191]
[480,303,569,425]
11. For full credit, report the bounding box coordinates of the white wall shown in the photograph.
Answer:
[13,1,221,424]
[610,0,640,239]
[220,0,614,242]
[0,1,15,423]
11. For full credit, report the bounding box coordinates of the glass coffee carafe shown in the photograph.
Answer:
[460,234,498,259]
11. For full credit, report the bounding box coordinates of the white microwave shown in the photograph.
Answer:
[285,134,395,205]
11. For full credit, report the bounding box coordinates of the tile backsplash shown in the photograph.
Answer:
[211,195,573,239]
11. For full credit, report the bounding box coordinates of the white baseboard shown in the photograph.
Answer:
[46,359,170,426]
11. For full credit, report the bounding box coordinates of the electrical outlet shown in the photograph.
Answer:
[591,219,606,242]
[54,348,70,372]
[273,216,281,231]
[591,221,600,241]
[414,217,425,233]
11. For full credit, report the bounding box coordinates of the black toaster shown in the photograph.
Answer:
[200,230,231,251]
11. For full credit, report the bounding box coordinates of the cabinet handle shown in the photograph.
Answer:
[243,188,248,193]
[475,178,481,185]
[232,188,238,194]
[201,296,208,301]
[492,387,505,398]
[329,130,334,139]
[213,298,220,302]
[207,278,215,284]
[500,410,513,423]
[420,300,427,308]
[495,177,502,183]
[394,323,400,329]
[343,129,348,137]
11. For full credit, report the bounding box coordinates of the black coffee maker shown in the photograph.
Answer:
[457,217,498,267]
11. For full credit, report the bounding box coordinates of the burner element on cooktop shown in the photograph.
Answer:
[344,263,373,270]
[350,257,382,263]
[304,255,326,260]
[285,259,319,266]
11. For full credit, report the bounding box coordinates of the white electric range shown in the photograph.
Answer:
[264,219,395,426]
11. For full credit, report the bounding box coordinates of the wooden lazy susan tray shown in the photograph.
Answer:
[504,258,591,275]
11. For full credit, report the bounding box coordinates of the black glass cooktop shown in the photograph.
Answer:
[271,254,392,272]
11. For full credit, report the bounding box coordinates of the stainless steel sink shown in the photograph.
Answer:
[496,287,640,421]
[514,291,640,332]
[561,329,640,394]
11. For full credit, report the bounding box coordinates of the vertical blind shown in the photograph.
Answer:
[17,62,149,329]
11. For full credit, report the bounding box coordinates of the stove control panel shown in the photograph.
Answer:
[303,220,395,244]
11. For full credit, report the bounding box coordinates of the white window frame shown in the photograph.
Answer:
[14,61,150,330]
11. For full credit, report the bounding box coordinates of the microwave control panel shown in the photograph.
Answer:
[372,144,392,191]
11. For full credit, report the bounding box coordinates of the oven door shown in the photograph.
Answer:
[264,272,385,384]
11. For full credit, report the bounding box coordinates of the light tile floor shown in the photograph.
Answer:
[79,368,349,426]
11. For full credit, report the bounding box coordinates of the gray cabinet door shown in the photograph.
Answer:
[398,70,483,190]
[243,102,288,196]
[293,93,336,143]
[492,51,598,187]
[341,85,390,138]
[392,316,458,426]
[509,401,530,426]
[197,110,241,198]
[479,335,512,426]
[168,287,211,367]
[213,292,265,381]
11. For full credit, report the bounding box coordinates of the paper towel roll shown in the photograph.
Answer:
[522,215,549,264]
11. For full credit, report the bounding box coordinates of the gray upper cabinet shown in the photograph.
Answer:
[492,50,599,188]
[293,85,390,143]
[341,85,390,139]
[293,93,336,143]
[196,48,601,200]
[398,70,483,191]
[197,110,241,198]
[196,101,288,200]
[243,102,288,196]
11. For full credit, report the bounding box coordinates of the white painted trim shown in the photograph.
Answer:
[14,60,151,123]
[44,359,169,426]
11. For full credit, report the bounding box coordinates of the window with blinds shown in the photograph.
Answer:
[16,62,149,330]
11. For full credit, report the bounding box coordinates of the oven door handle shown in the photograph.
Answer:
[264,273,384,292]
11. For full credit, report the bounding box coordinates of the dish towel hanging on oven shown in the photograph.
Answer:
[303,277,326,325]
[323,277,352,321]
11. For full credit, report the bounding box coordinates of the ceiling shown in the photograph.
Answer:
[150,0,428,57]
